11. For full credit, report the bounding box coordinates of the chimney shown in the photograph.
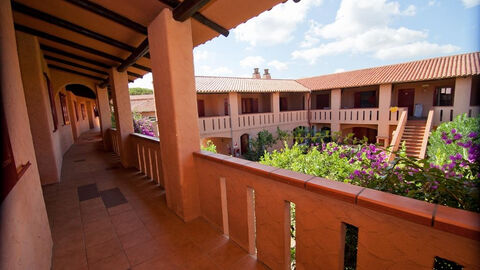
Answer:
[252,68,260,79]
[262,68,271,79]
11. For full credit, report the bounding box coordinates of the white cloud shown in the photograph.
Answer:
[268,60,288,71]
[334,68,345,73]
[233,0,322,46]
[195,65,233,76]
[240,56,265,68]
[293,0,459,63]
[129,73,153,89]
[193,49,209,61]
[462,0,480,8]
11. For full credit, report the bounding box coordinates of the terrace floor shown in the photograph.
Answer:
[43,129,266,270]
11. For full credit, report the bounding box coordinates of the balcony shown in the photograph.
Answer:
[96,129,480,269]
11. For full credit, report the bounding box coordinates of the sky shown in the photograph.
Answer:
[129,0,480,89]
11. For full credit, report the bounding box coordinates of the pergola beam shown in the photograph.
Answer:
[48,64,106,81]
[173,0,211,22]
[44,55,108,75]
[158,0,229,37]
[15,24,123,62]
[117,38,149,72]
[65,0,147,35]
[40,44,110,69]
[12,2,136,52]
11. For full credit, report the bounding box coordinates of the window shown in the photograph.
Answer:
[434,87,454,106]
[44,74,58,132]
[74,101,79,122]
[80,104,86,120]
[241,98,258,114]
[354,91,377,108]
[59,93,70,125]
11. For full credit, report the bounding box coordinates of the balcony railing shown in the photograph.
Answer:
[339,108,379,124]
[310,109,332,122]
[237,112,276,129]
[278,110,308,124]
[193,151,480,269]
[469,106,480,118]
[198,115,232,135]
[109,128,120,155]
[433,106,454,126]
[110,130,479,269]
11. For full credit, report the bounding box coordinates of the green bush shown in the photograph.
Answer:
[129,87,153,95]
[244,130,277,161]
[428,114,480,165]
[201,140,217,153]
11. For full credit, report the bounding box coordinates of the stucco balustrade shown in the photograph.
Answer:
[278,110,308,124]
[433,106,455,126]
[469,106,480,118]
[131,133,163,187]
[309,109,333,123]
[198,115,232,136]
[339,108,380,124]
[193,151,480,269]
[109,128,120,156]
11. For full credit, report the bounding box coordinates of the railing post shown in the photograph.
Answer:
[419,109,434,159]
[331,89,341,133]
[388,110,407,161]
[378,84,392,140]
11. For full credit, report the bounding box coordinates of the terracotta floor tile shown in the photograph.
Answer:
[81,208,109,224]
[182,255,221,270]
[85,226,116,248]
[82,216,113,235]
[124,239,163,266]
[111,210,138,225]
[114,217,144,236]
[53,237,85,258]
[132,257,181,270]
[118,227,152,249]
[53,248,88,270]
[53,227,84,248]
[108,202,132,216]
[88,252,130,270]
[208,241,248,268]
[229,255,269,270]
[86,238,123,264]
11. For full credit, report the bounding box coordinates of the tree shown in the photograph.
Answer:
[129,87,153,95]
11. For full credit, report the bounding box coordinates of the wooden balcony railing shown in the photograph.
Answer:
[193,151,480,269]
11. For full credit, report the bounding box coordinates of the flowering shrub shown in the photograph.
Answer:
[133,117,155,137]
[428,114,480,165]
[261,131,479,212]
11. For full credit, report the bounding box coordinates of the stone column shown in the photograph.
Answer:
[272,92,280,123]
[109,68,134,167]
[86,100,94,129]
[148,9,201,221]
[96,85,112,150]
[453,77,472,117]
[330,88,341,133]
[228,92,239,131]
[378,84,392,138]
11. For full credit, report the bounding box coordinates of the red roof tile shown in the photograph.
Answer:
[297,52,480,90]
[195,76,309,93]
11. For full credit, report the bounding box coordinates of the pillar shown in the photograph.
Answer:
[228,92,239,131]
[148,9,201,221]
[109,68,134,167]
[16,31,61,184]
[272,92,280,122]
[378,84,392,138]
[453,77,472,117]
[66,91,79,141]
[331,88,341,133]
[96,85,112,150]
[86,101,94,129]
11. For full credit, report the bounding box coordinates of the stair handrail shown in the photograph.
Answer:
[388,109,408,161]
[418,109,434,159]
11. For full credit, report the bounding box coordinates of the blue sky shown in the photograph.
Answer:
[130,0,480,89]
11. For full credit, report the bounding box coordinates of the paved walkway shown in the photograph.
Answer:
[43,129,267,270]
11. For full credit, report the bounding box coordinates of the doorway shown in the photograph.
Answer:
[398,89,415,117]
[240,134,249,154]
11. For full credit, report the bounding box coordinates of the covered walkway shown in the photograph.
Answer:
[43,130,265,270]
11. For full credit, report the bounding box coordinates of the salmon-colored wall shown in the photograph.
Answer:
[201,137,232,155]
[1,1,52,269]
[197,93,228,116]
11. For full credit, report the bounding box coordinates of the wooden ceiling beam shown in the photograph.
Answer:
[12,2,136,52]
[65,0,147,35]
[158,0,228,37]
[40,44,110,69]
[173,0,211,22]
[44,55,108,75]
[117,38,149,72]
[48,64,106,81]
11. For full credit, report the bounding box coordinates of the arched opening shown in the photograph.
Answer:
[240,134,249,154]
[65,84,96,99]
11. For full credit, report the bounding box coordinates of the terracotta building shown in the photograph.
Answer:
[1,0,479,269]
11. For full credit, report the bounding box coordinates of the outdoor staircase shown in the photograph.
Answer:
[400,120,426,158]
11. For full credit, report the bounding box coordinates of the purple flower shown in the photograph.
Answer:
[445,139,452,145]
[453,133,462,140]
[441,132,448,141]
[451,128,457,134]
[468,132,478,138]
